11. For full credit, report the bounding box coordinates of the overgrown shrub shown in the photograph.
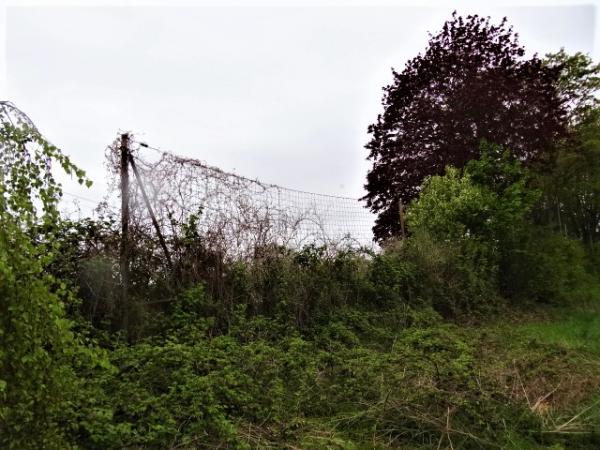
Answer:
[501,227,593,304]
[0,121,106,449]
[401,143,597,313]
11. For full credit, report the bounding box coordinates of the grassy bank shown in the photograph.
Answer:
[67,297,600,450]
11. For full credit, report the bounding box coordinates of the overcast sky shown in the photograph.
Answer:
[2,1,598,211]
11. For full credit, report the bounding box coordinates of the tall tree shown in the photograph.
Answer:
[535,52,600,245]
[363,12,567,241]
[544,49,600,125]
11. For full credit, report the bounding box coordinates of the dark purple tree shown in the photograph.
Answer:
[363,12,567,241]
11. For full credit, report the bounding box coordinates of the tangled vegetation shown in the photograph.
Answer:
[2,13,600,450]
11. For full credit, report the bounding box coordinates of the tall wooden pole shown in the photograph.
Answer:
[119,132,130,331]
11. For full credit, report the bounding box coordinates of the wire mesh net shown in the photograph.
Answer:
[105,139,376,258]
[0,101,39,131]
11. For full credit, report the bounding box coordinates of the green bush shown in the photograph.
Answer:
[375,231,500,318]
[502,228,593,304]
[0,121,107,449]
[222,246,374,330]
[74,331,324,449]
[0,240,79,449]
[403,143,596,311]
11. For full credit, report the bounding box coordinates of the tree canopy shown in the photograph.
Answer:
[363,12,567,241]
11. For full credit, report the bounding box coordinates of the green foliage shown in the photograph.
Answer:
[0,121,90,230]
[408,142,538,246]
[3,77,600,449]
[518,311,600,356]
[221,246,374,330]
[588,242,600,274]
[371,230,499,317]
[544,49,600,123]
[70,329,325,449]
[537,107,600,245]
[501,227,593,303]
[536,51,600,251]
[0,238,78,449]
[408,166,493,240]
[405,142,595,308]
[0,117,108,449]
[68,306,600,450]
[407,230,501,317]
[402,144,537,313]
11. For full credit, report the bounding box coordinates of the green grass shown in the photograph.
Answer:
[517,311,600,355]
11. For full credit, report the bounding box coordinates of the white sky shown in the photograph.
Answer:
[1,1,598,211]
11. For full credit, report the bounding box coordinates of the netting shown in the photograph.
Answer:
[0,101,39,131]
[106,139,376,258]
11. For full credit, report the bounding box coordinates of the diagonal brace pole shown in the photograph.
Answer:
[128,154,174,271]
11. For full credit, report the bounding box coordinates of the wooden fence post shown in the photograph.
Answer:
[119,132,130,331]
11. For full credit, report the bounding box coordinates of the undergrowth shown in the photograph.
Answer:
[67,291,600,449]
